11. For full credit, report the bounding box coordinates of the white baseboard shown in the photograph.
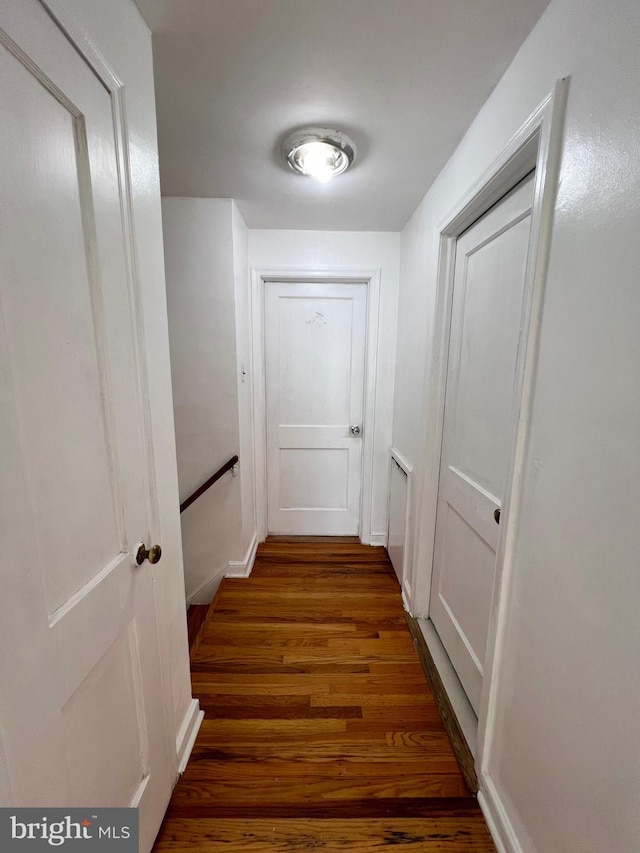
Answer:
[418,619,478,757]
[478,774,522,853]
[176,698,204,775]
[401,579,412,613]
[186,569,225,606]
[185,532,258,603]
[225,533,258,578]
[368,532,387,547]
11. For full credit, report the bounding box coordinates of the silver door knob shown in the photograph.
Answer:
[350,425,361,436]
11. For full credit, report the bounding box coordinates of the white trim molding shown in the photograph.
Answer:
[250,267,383,545]
[390,447,412,476]
[226,533,259,578]
[478,781,522,853]
[185,533,259,603]
[477,78,569,779]
[186,570,225,607]
[175,698,204,775]
[401,580,412,613]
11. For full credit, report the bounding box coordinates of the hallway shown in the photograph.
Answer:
[153,538,495,850]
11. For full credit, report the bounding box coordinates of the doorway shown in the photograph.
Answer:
[430,172,536,713]
[0,1,178,846]
[264,281,367,535]
[251,269,384,543]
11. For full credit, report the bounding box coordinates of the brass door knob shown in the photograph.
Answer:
[136,543,162,565]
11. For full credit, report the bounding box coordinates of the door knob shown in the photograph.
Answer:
[350,425,362,436]
[494,508,501,524]
[135,543,162,565]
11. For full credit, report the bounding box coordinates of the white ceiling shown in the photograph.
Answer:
[134,0,550,231]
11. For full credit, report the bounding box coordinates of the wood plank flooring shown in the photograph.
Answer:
[154,538,495,851]
[187,604,209,659]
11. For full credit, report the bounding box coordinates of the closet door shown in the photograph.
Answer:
[430,173,535,713]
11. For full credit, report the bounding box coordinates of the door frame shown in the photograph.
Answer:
[250,267,382,544]
[409,79,568,778]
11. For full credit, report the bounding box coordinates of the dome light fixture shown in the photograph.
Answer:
[282,127,357,183]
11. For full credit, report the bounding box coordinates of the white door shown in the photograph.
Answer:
[430,173,535,714]
[265,282,367,535]
[0,0,172,846]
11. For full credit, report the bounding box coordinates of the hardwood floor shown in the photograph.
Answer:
[187,604,209,659]
[154,538,495,851]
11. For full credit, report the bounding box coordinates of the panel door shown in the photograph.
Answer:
[0,1,172,847]
[430,173,535,714]
[265,282,367,535]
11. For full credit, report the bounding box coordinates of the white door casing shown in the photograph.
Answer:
[264,282,367,535]
[0,0,177,846]
[430,173,535,714]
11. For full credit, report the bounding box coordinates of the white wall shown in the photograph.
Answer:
[393,0,640,851]
[162,198,245,602]
[248,230,400,543]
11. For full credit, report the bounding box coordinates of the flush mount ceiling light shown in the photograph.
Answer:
[282,127,357,183]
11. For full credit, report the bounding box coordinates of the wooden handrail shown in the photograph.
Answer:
[180,454,239,513]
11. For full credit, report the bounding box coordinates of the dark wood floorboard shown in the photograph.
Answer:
[187,605,209,656]
[154,538,495,851]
